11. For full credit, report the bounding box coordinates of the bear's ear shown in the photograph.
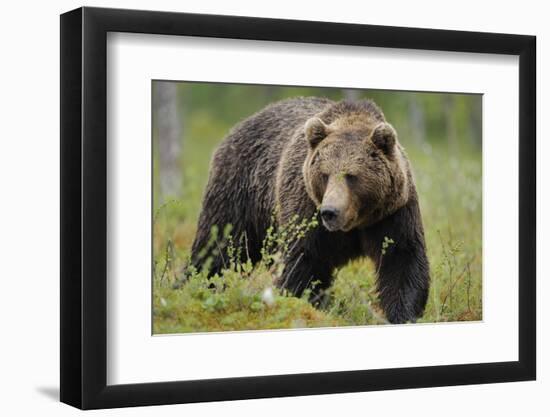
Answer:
[304,117,328,147]
[370,123,397,155]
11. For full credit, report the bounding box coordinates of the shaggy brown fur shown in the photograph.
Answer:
[190,97,430,324]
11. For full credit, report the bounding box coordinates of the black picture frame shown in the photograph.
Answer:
[60,6,536,410]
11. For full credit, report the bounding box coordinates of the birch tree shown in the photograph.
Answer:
[154,82,182,201]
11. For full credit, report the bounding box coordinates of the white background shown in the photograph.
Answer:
[108,34,519,384]
[0,0,546,416]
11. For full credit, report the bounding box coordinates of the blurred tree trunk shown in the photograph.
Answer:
[469,96,483,147]
[408,95,426,146]
[444,95,457,150]
[154,82,182,201]
[263,85,277,101]
[343,89,361,101]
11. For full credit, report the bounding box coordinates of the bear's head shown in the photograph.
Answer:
[302,114,410,232]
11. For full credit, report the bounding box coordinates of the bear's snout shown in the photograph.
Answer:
[320,178,352,231]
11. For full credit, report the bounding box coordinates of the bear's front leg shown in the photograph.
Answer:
[370,201,430,324]
[277,246,333,304]
[376,243,430,323]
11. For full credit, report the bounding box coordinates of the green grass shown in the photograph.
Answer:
[153,104,482,334]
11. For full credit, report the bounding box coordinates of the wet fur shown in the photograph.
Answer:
[190,97,430,324]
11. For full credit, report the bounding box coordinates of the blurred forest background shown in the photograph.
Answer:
[152,81,482,333]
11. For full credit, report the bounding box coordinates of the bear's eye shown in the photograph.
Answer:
[370,151,378,158]
[321,173,329,183]
[345,174,357,185]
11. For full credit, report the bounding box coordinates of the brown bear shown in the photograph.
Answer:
[190,97,430,324]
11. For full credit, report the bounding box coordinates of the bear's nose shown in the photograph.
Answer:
[320,206,339,222]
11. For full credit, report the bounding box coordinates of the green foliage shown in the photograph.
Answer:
[153,215,342,333]
[152,83,482,333]
[381,236,395,256]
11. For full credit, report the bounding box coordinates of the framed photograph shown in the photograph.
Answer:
[60,6,536,409]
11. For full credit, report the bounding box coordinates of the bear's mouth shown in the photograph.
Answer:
[322,217,355,232]
[322,218,340,232]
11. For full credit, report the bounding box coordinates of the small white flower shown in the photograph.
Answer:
[261,287,275,307]
[160,297,167,307]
